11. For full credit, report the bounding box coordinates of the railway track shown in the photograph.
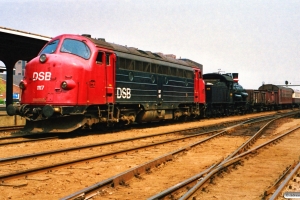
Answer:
[0,112,276,147]
[1,114,271,182]
[0,118,243,147]
[267,161,300,200]
[0,125,23,133]
[177,125,300,200]
[0,111,298,199]
[61,111,299,200]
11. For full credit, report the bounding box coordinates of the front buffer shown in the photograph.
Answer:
[23,115,87,133]
[7,104,88,133]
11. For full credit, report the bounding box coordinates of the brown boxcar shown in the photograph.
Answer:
[246,89,267,111]
[258,84,293,109]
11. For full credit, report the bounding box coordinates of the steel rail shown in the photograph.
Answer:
[0,118,242,146]
[0,127,217,164]
[269,161,300,200]
[0,124,229,183]
[58,111,298,200]
[147,117,278,200]
[1,113,275,164]
[0,111,289,146]
[60,115,277,200]
[60,130,229,200]
[147,111,298,200]
[0,136,60,146]
[179,125,300,200]
[0,125,23,132]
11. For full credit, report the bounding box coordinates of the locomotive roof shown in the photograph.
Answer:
[84,35,203,71]
[258,84,293,92]
[203,73,234,82]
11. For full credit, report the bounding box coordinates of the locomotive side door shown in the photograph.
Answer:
[194,70,199,102]
[105,52,115,103]
[193,68,205,104]
[89,51,106,104]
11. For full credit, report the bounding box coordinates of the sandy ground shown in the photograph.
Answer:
[0,110,299,199]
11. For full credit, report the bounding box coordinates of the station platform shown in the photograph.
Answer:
[0,106,25,126]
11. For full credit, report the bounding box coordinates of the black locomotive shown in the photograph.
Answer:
[203,73,248,117]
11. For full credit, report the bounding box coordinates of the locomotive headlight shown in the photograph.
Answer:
[61,81,68,89]
[61,80,76,90]
[19,81,26,90]
[39,54,47,63]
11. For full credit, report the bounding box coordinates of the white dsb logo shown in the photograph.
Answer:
[33,72,51,81]
[117,87,131,99]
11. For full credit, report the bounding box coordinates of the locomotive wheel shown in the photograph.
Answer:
[224,109,229,116]
[92,123,109,132]
[205,111,211,118]
[179,115,190,122]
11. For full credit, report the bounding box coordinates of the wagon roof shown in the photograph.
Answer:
[258,84,293,92]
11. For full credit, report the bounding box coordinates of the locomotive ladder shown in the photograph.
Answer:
[107,103,114,124]
[196,103,199,112]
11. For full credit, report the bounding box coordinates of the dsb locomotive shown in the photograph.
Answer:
[6,34,300,133]
[7,34,206,132]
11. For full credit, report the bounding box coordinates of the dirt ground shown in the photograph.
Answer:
[93,112,300,200]
[0,110,299,200]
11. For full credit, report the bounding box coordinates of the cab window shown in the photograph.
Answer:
[106,53,110,66]
[96,52,104,64]
[61,39,91,59]
[40,39,59,54]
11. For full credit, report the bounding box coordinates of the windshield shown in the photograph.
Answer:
[60,39,91,59]
[39,39,59,54]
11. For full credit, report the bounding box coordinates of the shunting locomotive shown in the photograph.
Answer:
[7,34,206,132]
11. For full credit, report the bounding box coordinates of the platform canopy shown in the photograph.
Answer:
[0,26,51,106]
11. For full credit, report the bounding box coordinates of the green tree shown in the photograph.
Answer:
[0,79,5,104]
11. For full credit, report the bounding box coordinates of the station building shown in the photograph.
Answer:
[0,60,25,104]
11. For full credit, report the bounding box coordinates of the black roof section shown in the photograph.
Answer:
[85,35,203,70]
[203,73,234,83]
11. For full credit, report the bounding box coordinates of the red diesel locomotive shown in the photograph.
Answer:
[7,34,206,132]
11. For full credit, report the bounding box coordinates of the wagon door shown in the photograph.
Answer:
[261,92,266,104]
[274,91,279,105]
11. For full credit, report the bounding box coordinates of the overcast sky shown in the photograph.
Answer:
[0,0,299,89]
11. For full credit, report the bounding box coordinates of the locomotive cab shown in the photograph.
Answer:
[7,34,116,132]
